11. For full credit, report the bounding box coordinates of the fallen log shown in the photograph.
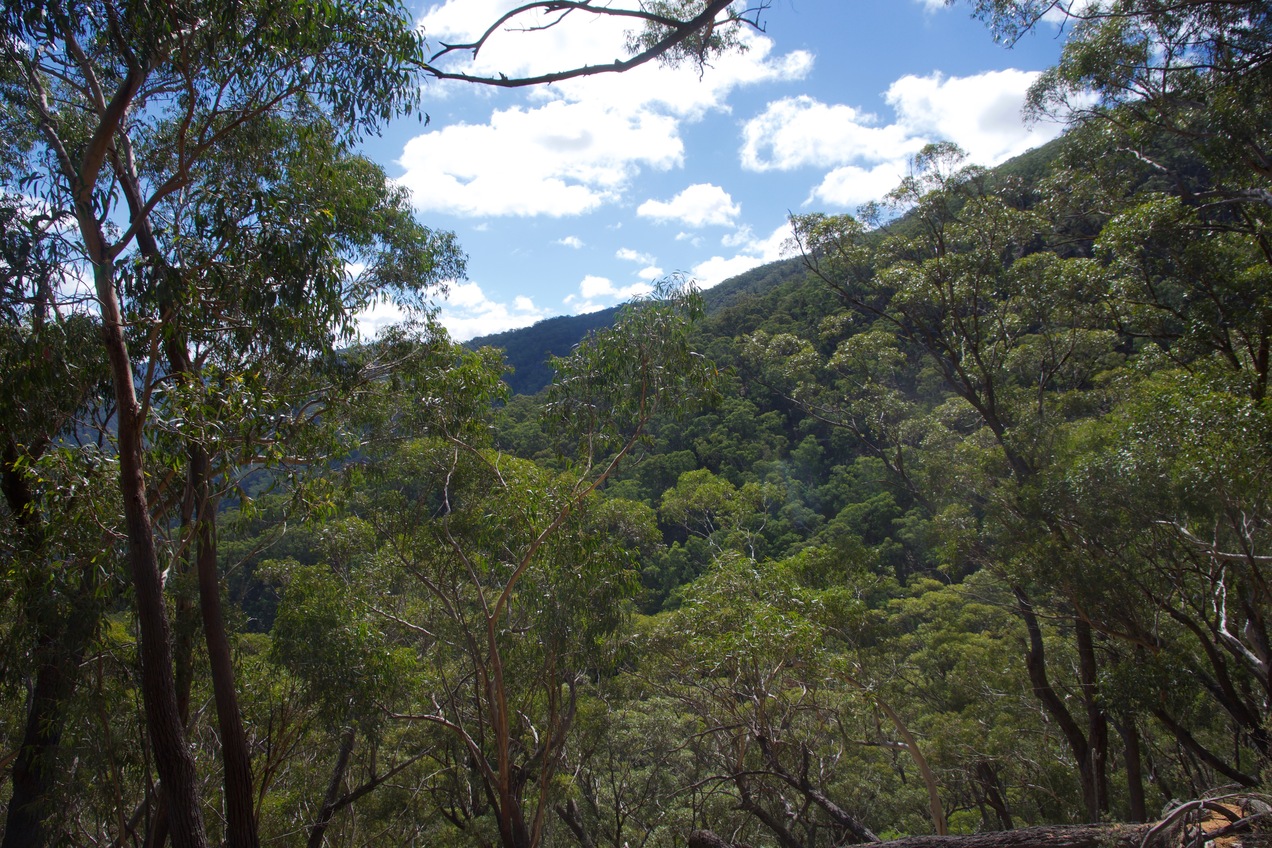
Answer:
[862,824,1156,848]
[690,824,1153,848]
[688,792,1271,848]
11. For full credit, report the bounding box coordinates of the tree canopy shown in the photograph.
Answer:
[1,2,1271,848]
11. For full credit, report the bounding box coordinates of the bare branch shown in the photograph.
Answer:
[423,0,767,87]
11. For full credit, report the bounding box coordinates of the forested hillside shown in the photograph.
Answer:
[2,2,1270,848]
[468,257,808,396]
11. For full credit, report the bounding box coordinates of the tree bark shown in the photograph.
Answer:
[0,441,103,848]
[190,441,259,848]
[554,798,597,848]
[844,823,1158,848]
[1013,588,1098,821]
[753,735,880,845]
[972,761,1013,831]
[1113,718,1147,823]
[44,34,211,847]
[94,256,208,848]
[1075,619,1109,816]
[308,726,357,848]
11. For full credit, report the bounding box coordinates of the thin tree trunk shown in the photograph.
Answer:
[54,45,210,848]
[554,799,597,848]
[1013,588,1097,821]
[2,600,98,848]
[308,726,357,848]
[972,760,1013,831]
[735,781,811,848]
[1114,717,1147,823]
[90,248,208,848]
[1075,619,1109,816]
[191,441,259,848]
[1151,709,1258,787]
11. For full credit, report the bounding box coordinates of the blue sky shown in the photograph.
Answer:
[356,0,1076,341]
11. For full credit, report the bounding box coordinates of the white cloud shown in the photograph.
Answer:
[616,247,656,264]
[637,265,664,281]
[638,183,741,228]
[402,2,812,219]
[886,69,1061,164]
[354,298,407,340]
[433,281,551,341]
[580,275,617,299]
[397,99,682,217]
[741,69,1066,209]
[420,2,811,115]
[1041,0,1105,24]
[722,226,755,248]
[558,235,584,249]
[742,96,922,171]
[689,222,792,289]
[563,274,653,313]
[809,160,910,208]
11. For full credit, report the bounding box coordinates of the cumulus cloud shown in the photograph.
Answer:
[396,99,682,217]
[689,222,792,289]
[741,69,1066,209]
[616,249,665,280]
[558,235,584,249]
[638,183,741,228]
[810,161,910,208]
[420,1,811,114]
[433,281,551,341]
[1041,0,1106,24]
[400,2,812,218]
[887,69,1059,163]
[616,247,656,264]
[564,274,654,314]
[913,0,1101,26]
[742,96,922,171]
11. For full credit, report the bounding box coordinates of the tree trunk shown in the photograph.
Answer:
[1113,717,1147,823]
[55,48,210,848]
[308,726,357,848]
[1013,588,1098,821]
[0,441,99,848]
[972,761,1013,831]
[90,248,208,848]
[554,799,597,848]
[2,615,96,848]
[190,439,260,848]
[1075,619,1109,816]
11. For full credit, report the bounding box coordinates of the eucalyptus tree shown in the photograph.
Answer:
[1,1,757,843]
[0,4,444,843]
[270,285,716,848]
[0,193,115,848]
[141,120,463,848]
[972,0,1271,204]
[783,144,1131,820]
[968,0,1272,397]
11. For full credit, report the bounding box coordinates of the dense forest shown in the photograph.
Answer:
[1,2,1270,848]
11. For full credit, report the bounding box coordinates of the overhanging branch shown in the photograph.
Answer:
[422,0,768,87]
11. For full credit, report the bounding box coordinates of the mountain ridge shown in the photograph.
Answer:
[468,138,1064,395]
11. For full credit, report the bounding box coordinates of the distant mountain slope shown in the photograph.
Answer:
[470,138,1065,395]
[466,258,810,395]
[467,305,622,396]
